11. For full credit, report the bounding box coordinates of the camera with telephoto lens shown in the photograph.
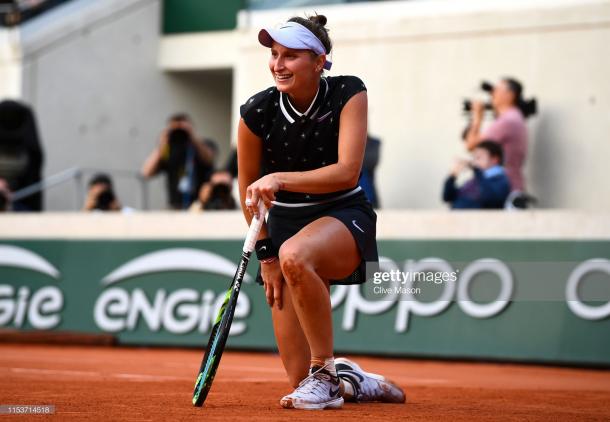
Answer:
[94,189,116,211]
[463,80,537,118]
[463,81,494,112]
[204,182,236,210]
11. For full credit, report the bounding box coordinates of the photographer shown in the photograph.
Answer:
[359,134,381,209]
[464,78,533,192]
[83,173,122,212]
[141,113,218,209]
[0,100,44,211]
[443,141,510,209]
[189,170,237,212]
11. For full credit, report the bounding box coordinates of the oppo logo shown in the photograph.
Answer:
[565,259,610,320]
[331,257,610,331]
[93,248,251,335]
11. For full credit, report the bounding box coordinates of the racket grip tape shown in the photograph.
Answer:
[243,201,266,253]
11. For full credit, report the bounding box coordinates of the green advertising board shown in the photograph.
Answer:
[0,240,609,365]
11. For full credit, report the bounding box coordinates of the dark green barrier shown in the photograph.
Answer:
[0,240,609,365]
[162,0,242,33]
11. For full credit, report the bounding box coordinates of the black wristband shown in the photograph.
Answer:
[255,238,277,261]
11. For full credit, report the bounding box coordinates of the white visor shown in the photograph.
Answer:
[258,21,332,70]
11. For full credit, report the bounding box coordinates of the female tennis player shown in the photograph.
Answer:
[238,14,405,410]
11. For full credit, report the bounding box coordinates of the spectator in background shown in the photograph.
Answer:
[463,78,528,192]
[141,113,218,210]
[0,100,44,211]
[224,148,238,179]
[443,141,510,209]
[0,178,11,211]
[358,134,381,208]
[189,170,237,212]
[83,173,126,212]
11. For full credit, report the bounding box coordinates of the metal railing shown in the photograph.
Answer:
[11,167,150,210]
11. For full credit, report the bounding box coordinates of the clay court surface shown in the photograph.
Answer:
[1,344,609,421]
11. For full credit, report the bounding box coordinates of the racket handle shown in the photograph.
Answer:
[243,201,266,253]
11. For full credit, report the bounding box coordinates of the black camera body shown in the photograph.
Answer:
[94,189,116,211]
[463,81,495,113]
[204,183,236,211]
[463,80,537,118]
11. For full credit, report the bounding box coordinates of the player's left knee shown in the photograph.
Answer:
[279,242,312,286]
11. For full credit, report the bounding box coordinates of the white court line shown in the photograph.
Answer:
[216,377,284,383]
[160,362,286,374]
[113,373,188,382]
[3,366,449,386]
[2,367,281,383]
[10,367,102,377]
[4,367,189,382]
[0,353,121,365]
[1,353,446,382]
[220,365,285,374]
[2,355,282,374]
[225,366,449,383]
[394,377,449,384]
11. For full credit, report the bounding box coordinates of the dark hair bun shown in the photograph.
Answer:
[309,14,327,27]
[288,14,332,53]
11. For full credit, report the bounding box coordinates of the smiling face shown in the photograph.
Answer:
[269,42,324,96]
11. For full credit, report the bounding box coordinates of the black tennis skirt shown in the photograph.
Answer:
[256,188,378,286]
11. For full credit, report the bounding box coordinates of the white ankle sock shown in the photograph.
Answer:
[341,379,355,398]
[324,357,337,376]
[311,357,337,376]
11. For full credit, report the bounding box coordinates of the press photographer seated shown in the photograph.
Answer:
[83,173,122,212]
[443,141,510,209]
[189,170,237,212]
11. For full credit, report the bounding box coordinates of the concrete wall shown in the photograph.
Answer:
[230,0,610,210]
[17,0,233,210]
[0,29,22,99]
[9,0,610,210]
[1,210,609,239]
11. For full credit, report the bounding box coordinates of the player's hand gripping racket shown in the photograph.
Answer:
[192,201,266,407]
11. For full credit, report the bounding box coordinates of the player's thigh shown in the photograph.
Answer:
[279,216,360,280]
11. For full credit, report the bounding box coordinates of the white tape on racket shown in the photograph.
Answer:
[243,201,266,253]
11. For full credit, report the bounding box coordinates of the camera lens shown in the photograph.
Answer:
[481,81,494,92]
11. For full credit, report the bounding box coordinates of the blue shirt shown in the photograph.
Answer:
[442,165,511,209]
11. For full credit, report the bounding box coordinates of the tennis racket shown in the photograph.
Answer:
[192,202,266,407]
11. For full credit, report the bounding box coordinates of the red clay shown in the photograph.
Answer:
[1,344,609,421]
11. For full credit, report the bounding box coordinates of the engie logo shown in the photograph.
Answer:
[0,245,63,329]
[93,248,252,335]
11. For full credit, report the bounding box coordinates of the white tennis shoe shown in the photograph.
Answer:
[280,364,344,410]
[335,357,406,403]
